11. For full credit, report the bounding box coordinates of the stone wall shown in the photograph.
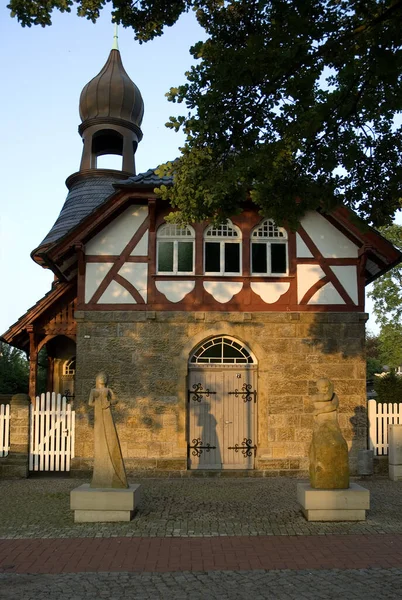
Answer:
[72,310,367,476]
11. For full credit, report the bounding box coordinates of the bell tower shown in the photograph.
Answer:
[78,26,144,175]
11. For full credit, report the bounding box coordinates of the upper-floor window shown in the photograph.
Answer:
[204,221,242,275]
[251,219,288,275]
[157,224,195,274]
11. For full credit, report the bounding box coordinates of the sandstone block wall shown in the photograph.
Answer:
[72,310,367,476]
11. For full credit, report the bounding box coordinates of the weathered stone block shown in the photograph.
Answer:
[297,482,370,521]
[71,483,141,522]
[389,464,402,481]
[389,425,402,465]
[268,396,304,413]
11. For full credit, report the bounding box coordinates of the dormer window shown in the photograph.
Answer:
[157,224,195,274]
[251,219,288,275]
[204,221,242,275]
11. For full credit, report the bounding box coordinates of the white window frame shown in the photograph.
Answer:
[189,336,257,365]
[62,357,76,378]
[251,219,288,276]
[156,223,195,275]
[204,220,242,276]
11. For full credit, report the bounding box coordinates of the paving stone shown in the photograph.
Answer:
[1,569,402,600]
[1,475,400,540]
[1,476,402,598]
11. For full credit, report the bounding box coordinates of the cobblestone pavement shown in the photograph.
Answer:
[0,476,401,539]
[1,568,401,600]
[1,477,402,599]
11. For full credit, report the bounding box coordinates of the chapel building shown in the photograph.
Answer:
[3,40,401,476]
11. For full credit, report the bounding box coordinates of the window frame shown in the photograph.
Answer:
[63,357,76,377]
[156,224,195,275]
[250,219,288,276]
[204,221,242,276]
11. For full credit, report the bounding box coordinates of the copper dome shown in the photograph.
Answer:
[79,49,144,127]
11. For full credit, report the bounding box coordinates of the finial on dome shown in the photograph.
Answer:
[112,22,119,50]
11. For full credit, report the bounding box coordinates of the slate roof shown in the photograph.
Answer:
[115,168,173,187]
[33,168,173,258]
[35,175,118,252]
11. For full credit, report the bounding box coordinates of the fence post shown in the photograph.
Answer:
[0,393,30,479]
[368,399,377,454]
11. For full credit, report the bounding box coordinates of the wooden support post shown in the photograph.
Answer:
[27,327,38,405]
[75,243,85,307]
[47,355,54,392]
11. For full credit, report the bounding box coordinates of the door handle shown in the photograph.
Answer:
[225,420,233,424]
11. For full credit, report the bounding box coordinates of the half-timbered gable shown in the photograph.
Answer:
[3,41,401,476]
[34,186,397,315]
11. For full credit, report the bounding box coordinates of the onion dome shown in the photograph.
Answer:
[79,48,144,128]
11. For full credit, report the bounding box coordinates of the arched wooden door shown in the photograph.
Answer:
[187,336,257,470]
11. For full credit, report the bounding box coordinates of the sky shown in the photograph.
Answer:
[0,4,203,335]
[0,4,381,337]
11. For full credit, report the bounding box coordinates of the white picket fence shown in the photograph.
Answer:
[29,392,75,472]
[0,404,10,457]
[368,398,402,456]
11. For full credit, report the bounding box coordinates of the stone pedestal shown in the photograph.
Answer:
[70,483,141,522]
[297,482,370,521]
[388,425,402,481]
[389,464,402,481]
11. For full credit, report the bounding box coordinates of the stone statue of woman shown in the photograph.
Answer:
[88,372,128,489]
[309,378,349,489]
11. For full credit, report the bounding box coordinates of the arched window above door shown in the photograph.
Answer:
[190,336,255,364]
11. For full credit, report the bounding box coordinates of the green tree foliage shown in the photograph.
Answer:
[8,1,402,227]
[368,224,402,368]
[0,342,29,394]
[374,370,402,403]
[365,331,382,380]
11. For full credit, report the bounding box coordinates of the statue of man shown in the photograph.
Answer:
[88,372,128,489]
[309,378,349,489]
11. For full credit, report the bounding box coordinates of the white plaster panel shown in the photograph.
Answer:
[296,233,313,258]
[308,282,346,305]
[300,211,359,258]
[330,265,358,305]
[98,280,136,304]
[251,282,290,304]
[118,263,148,302]
[85,263,113,303]
[156,281,195,303]
[203,282,243,303]
[130,230,148,256]
[85,205,148,255]
[297,264,325,303]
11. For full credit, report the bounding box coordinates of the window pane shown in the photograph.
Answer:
[158,241,174,272]
[200,345,222,358]
[224,243,240,273]
[205,242,221,272]
[177,242,193,272]
[252,243,267,273]
[223,344,244,358]
[271,243,287,273]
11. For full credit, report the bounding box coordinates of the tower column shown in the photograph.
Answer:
[80,133,95,171]
[122,134,136,174]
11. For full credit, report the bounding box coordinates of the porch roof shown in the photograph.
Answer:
[1,282,75,352]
